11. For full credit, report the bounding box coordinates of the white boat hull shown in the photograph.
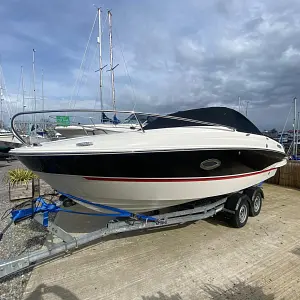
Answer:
[35,160,284,212]
[0,134,22,152]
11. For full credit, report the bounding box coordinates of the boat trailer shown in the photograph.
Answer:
[0,186,264,280]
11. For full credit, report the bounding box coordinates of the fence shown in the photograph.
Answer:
[267,160,300,189]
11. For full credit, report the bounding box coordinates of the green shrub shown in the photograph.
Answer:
[3,168,38,188]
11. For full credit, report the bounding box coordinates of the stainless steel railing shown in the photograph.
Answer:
[10,109,235,145]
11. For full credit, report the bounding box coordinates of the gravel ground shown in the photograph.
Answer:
[0,159,49,300]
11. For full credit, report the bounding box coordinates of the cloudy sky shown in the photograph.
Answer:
[1,0,300,130]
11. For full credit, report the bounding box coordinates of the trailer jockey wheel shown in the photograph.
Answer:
[59,195,76,207]
[225,194,250,228]
[63,199,76,207]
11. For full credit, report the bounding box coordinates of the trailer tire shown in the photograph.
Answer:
[245,188,263,217]
[226,194,250,228]
[59,195,76,207]
[63,199,76,207]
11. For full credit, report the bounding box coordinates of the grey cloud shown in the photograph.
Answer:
[2,0,300,130]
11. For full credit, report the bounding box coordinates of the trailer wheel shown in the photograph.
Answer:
[63,199,76,207]
[244,187,263,217]
[228,194,250,228]
[59,195,76,207]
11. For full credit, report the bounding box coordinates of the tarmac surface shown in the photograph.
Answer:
[17,183,300,300]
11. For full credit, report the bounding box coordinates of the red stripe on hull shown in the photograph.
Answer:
[83,167,277,182]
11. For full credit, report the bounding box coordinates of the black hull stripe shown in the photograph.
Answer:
[16,149,285,178]
[83,167,277,182]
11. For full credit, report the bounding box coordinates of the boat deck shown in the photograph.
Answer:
[19,184,300,300]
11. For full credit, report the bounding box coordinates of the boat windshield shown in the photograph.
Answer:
[123,113,151,124]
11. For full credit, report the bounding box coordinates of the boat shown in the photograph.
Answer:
[0,74,22,154]
[10,106,287,212]
[0,129,22,154]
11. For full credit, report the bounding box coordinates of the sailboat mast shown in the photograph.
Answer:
[245,101,249,117]
[32,49,37,132]
[0,80,3,129]
[97,8,104,114]
[296,111,300,156]
[42,68,44,129]
[21,66,25,122]
[108,10,116,112]
[293,97,297,156]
